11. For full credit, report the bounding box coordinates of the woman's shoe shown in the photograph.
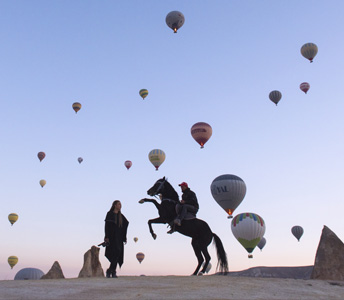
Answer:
[111,271,118,278]
[106,269,111,278]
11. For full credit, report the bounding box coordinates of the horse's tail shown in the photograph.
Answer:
[213,233,228,275]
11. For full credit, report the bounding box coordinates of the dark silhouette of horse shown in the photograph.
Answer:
[139,177,228,275]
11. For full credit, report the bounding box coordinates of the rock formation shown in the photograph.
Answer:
[311,225,344,280]
[78,246,104,278]
[41,261,65,279]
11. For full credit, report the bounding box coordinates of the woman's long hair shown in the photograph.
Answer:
[108,200,123,227]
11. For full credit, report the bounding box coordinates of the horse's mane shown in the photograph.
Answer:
[162,179,179,202]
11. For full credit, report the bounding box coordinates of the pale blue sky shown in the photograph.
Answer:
[1,0,344,279]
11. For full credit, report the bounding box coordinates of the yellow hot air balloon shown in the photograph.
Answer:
[139,89,148,100]
[148,149,165,171]
[8,213,18,226]
[134,237,138,243]
[72,102,82,113]
[39,179,46,188]
[8,256,18,269]
[136,252,145,264]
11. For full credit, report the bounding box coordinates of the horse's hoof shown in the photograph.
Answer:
[198,272,204,276]
[139,199,145,204]
[152,234,157,240]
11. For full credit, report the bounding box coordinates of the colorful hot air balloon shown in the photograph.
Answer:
[300,82,310,94]
[166,11,185,33]
[39,179,46,188]
[136,252,145,264]
[139,89,148,100]
[291,225,304,241]
[210,174,246,218]
[257,237,266,251]
[148,149,165,171]
[231,212,266,258]
[37,152,45,162]
[269,90,282,106]
[133,237,138,243]
[8,256,18,269]
[301,43,318,63]
[8,213,18,226]
[78,157,83,164]
[125,160,132,170]
[191,122,212,149]
[72,102,82,113]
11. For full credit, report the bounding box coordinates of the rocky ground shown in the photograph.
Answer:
[0,276,343,300]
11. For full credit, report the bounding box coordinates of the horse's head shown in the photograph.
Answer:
[147,177,167,196]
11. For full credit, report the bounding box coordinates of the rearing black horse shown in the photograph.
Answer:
[139,177,228,275]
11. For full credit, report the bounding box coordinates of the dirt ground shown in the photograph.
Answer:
[0,276,343,300]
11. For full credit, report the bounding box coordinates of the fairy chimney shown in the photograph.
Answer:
[41,261,65,279]
[78,246,104,278]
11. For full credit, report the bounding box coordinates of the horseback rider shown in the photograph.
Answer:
[167,182,199,234]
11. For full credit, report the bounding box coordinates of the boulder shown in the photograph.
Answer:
[311,225,344,280]
[78,246,104,278]
[41,261,65,279]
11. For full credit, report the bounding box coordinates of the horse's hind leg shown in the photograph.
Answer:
[199,246,211,274]
[191,239,204,276]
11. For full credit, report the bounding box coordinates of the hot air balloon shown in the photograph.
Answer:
[291,225,304,241]
[300,82,310,94]
[301,43,318,63]
[8,256,18,269]
[166,11,185,33]
[39,179,46,188]
[148,149,165,171]
[210,174,246,218]
[139,89,148,100]
[269,90,282,106]
[191,122,212,149]
[72,102,82,113]
[78,157,83,164]
[37,152,45,162]
[8,213,18,226]
[136,252,145,264]
[231,212,266,258]
[257,237,266,251]
[125,160,132,170]
[133,237,138,243]
[14,268,44,280]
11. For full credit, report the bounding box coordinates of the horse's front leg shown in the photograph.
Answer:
[148,217,165,240]
[139,198,160,211]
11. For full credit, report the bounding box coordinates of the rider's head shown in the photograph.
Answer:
[179,182,188,192]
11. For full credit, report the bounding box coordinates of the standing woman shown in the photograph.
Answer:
[104,200,129,278]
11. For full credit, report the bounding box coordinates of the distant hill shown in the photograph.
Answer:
[217,266,313,279]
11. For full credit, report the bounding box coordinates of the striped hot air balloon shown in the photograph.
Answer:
[136,252,145,263]
[301,43,318,63]
[300,82,310,94]
[269,90,282,106]
[291,225,304,241]
[139,89,148,100]
[191,122,212,148]
[72,102,82,113]
[148,149,165,171]
[8,213,18,226]
[231,213,266,258]
[210,174,246,218]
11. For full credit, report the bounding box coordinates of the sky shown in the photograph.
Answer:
[1,0,344,280]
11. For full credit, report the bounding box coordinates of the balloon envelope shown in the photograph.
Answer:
[14,268,44,280]
[300,82,310,94]
[257,237,266,251]
[166,11,185,33]
[39,179,46,188]
[291,225,304,241]
[8,213,18,226]
[269,90,282,105]
[191,122,212,148]
[8,256,18,269]
[210,174,246,217]
[78,157,83,164]
[231,213,266,257]
[139,89,148,99]
[148,149,165,171]
[301,43,318,63]
[136,252,145,263]
[125,160,132,170]
[72,102,82,113]
[134,237,138,243]
[37,152,45,162]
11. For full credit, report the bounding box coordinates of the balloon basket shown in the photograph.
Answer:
[227,215,233,219]
[248,254,253,259]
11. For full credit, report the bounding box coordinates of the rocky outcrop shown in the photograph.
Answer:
[311,225,344,280]
[78,246,104,278]
[41,261,65,279]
